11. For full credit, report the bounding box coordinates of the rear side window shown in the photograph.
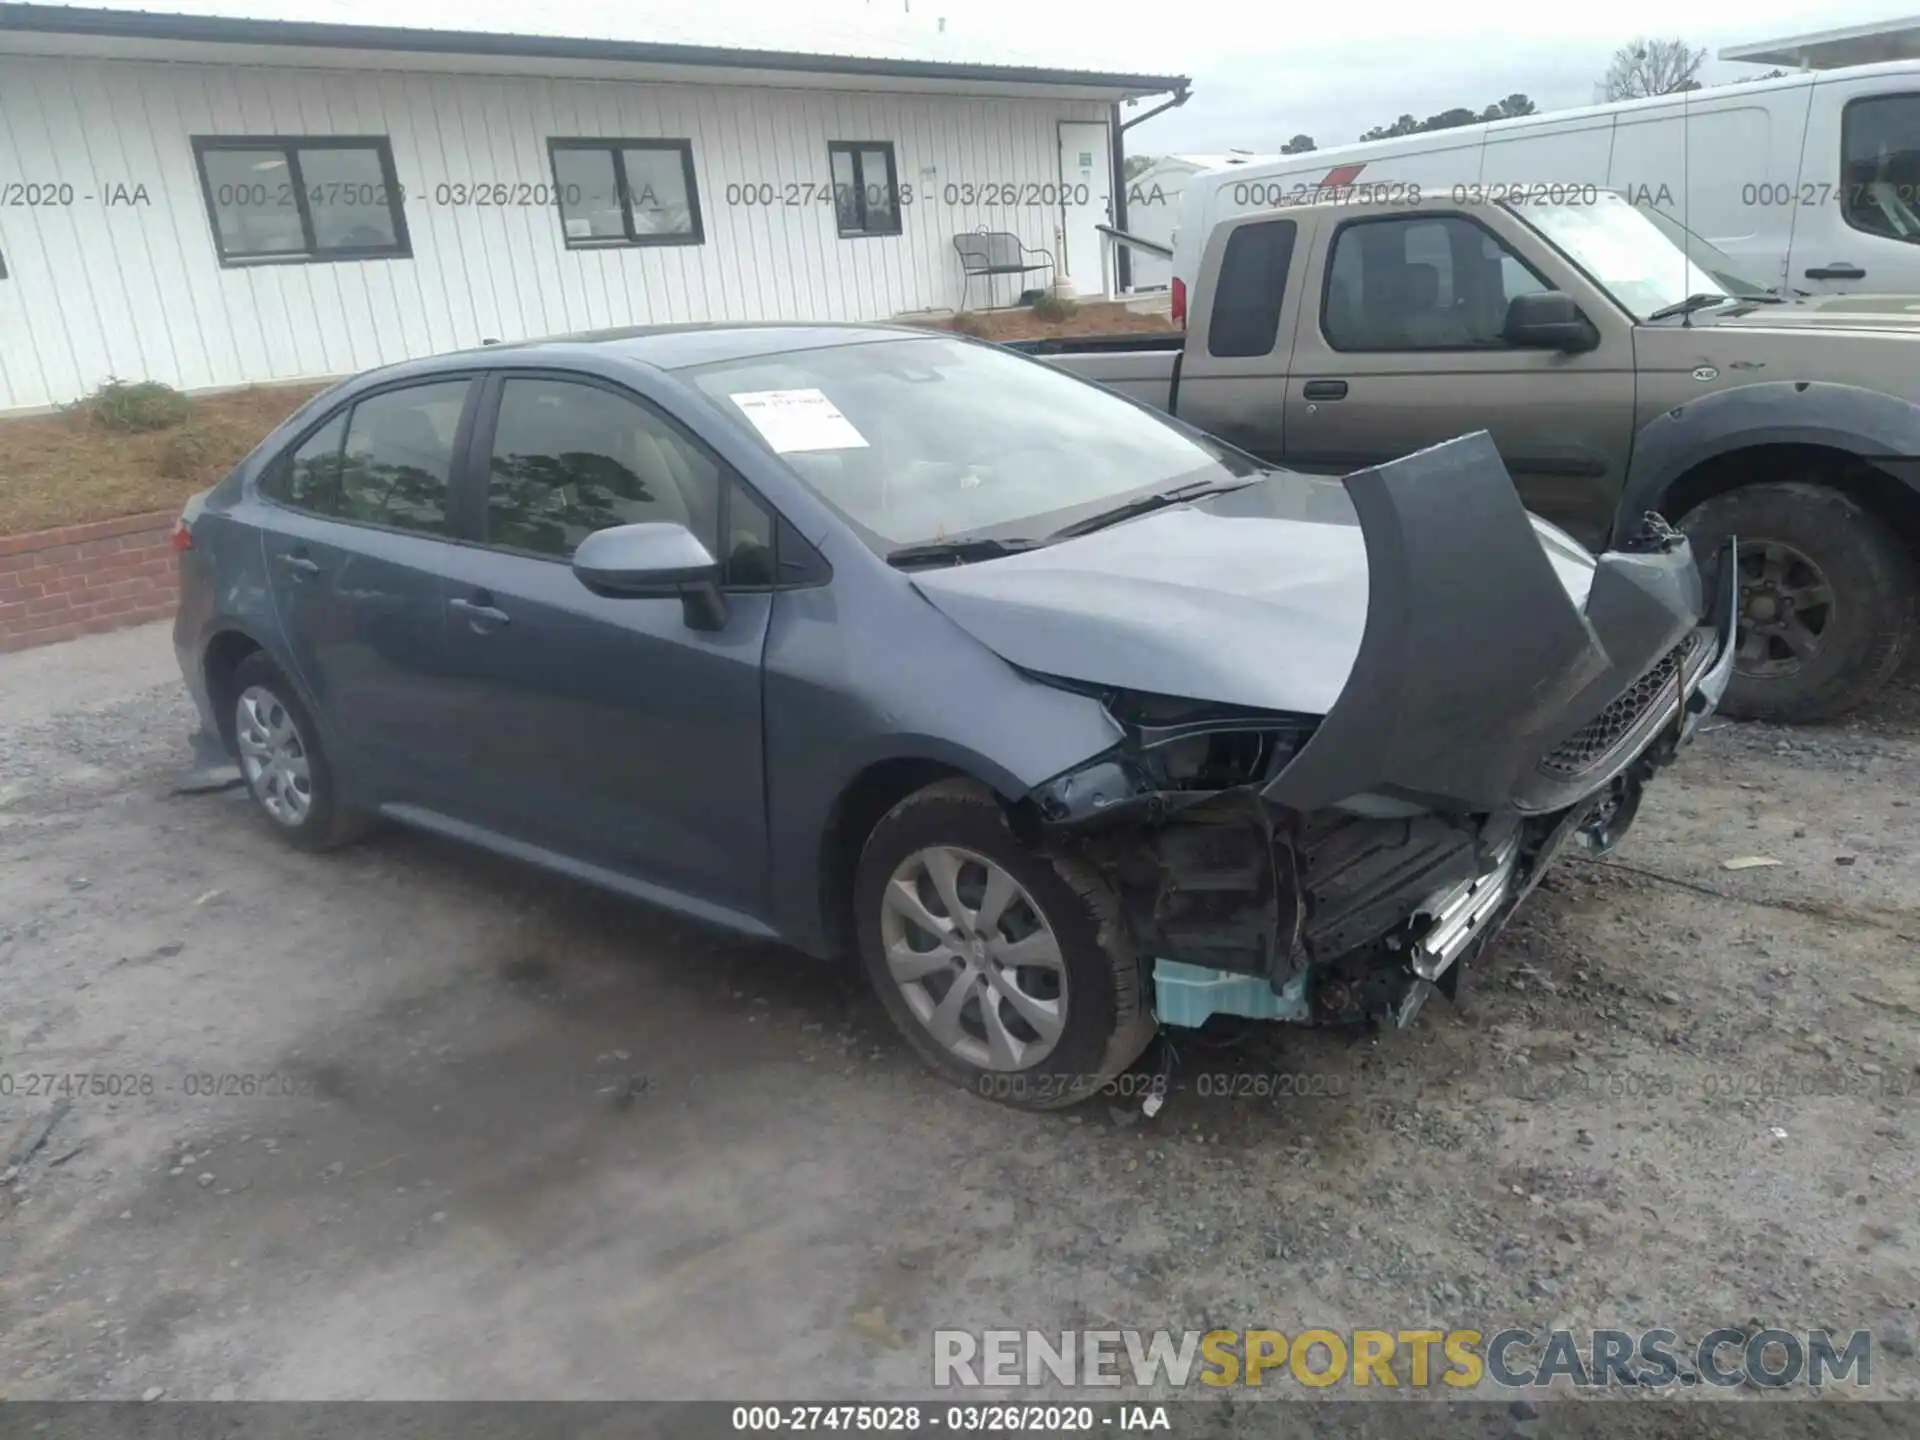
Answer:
[1208,219,1296,358]
[483,377,723,559]
[1842,95,1920,243]
[262,412,348,513]
[335,382,471,535]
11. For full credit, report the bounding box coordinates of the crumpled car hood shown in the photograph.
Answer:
[910,473,1596,717]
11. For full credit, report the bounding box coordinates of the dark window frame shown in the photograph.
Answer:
[546,138,705,249]
[1206,217,1297,358]
[190,135,412,267]
[1318,210,1556,354]
[827,141,903,239]
[1839,93,1920,247]
[255,375,481,542]
[463,369,821,590]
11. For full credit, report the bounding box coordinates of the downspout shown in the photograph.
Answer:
[1110,82,1190,294]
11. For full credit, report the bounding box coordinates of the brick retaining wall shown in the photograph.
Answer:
[0,511,178,654]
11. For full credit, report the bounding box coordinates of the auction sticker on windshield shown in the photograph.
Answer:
[730,388,870,453]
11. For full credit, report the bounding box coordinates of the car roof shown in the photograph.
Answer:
[447,321,942,371]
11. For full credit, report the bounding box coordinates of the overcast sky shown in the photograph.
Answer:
[90,0,1920,152]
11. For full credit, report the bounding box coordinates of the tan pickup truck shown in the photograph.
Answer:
[1022,190,1920,723]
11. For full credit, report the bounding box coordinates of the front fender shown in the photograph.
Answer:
[1614,380,1920,543]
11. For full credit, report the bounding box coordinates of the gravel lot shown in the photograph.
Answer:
[2,621,1917,1404]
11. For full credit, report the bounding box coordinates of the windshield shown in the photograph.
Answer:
[681,334,1258,553]
[1634,207,1776,297]
[1515,192,1728,319]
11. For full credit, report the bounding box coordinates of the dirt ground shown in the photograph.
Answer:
[0,385,327,538]
[1,623,1915,1405]
[908,299,1178,342]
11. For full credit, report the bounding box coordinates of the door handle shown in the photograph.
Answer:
[274,552,321,580]
[1302,379,1349,401]
[449,596,511,630]
[1804,263,1865,280]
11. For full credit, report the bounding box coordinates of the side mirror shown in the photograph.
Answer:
[572,522,727,630]
[1502,291,1598,352]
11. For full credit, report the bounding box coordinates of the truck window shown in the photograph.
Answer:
[1842,95,1920,243]
[1208,218,1296,358]
[1322,215,1549,352]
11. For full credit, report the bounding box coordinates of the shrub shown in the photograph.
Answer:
[159,422,218,479]
[1031,290,1079,324]
[79,378,192,433]
[949,310,993,338]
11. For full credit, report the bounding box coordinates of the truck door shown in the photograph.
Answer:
[1173,211,1309,462]
[1789,79,1920,295]
[1280,207,1636,547]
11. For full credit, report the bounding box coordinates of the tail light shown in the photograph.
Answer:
[1171,276,1187,329]
[171,517,193,552]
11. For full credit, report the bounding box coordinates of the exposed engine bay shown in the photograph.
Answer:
[1014,505,1739,1034]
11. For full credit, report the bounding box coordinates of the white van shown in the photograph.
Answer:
[1168,61,1920,317]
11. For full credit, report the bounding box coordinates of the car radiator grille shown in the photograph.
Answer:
[1538,630,1712,780]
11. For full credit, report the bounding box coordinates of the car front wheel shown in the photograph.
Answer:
[853,779,1157,1109]
[1681,481,1916,723]
[228,653,370,852]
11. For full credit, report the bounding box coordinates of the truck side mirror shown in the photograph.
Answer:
[1502,291,1598,353]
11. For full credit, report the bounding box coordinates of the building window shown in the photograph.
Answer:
[548,140,704,248]
[828,142,902,238]
[192,137,410,265]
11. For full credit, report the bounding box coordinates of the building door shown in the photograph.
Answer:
[1057,121,1113,296]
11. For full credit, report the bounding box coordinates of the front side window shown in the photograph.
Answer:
[192,137,409,264]
[550,140,703,247]
[1842,95,1920,243]
[483,378,722,558]
[683,334,1263,554]
[333,382,471,535]
[1323,215,1550,351]
[828,142,902,238]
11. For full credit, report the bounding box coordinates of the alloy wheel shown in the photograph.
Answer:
[235,685,314,827]
[1735,540,1832,679]
[878,845,1067,1072]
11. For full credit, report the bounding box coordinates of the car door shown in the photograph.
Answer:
[429,370,775,919]
[255,376,479,805]
[1790,84,1920,295]
[1172,212,1305,463]
[1281,209,1636,547]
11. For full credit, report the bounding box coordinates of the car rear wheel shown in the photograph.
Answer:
[229,653,371,852]
[852,779,1157,1110]
[1680,481,1916,723]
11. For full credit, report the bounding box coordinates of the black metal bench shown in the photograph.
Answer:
[953,229,1055,311]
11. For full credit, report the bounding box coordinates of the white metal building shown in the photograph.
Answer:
[0,3,1186,412]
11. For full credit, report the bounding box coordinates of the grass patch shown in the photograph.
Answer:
[0,383,328,538]
[1030,291,1079,324]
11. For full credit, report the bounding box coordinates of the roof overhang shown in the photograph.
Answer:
[0,2,1189,101]
[1720,17,1920,70]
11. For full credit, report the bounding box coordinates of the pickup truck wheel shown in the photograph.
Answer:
[1680,482,1916,723]
[853,779,1157,1110]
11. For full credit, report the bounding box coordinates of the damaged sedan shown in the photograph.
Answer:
[171,325,1737,1109]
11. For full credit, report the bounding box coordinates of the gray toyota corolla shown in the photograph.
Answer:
[173,324,1737,1108]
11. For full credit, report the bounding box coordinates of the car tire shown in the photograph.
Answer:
[228,653,372,852]
[1680,481,1916,724]
[853,778,1157,1110]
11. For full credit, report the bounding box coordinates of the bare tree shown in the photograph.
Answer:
[1600,37,1707,101]
[1280,133,1316,154]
